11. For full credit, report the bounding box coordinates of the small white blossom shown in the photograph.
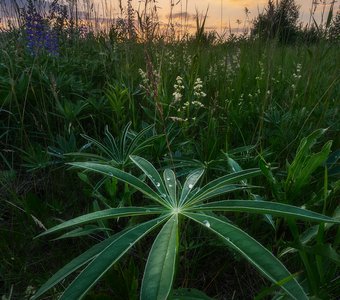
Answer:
[172,76,185,103]
[193,77,207,99]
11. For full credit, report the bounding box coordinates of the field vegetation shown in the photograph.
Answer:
[0,0,339,299]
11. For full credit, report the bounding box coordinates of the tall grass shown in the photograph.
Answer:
[0,1,339,299]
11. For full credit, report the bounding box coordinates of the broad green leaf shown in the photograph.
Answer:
[186,169,261,205]
[170,288,214,300]
[179,168,204,206]
[299,244,340,264]
[69,162,170,207]
[184,185,251,207]
[227,156,243,173]
[31,229,127,299]
[60,215,169,300]
[129,155,171,205]
[194,200,339,223]
[37,207,164,238]
[163,169,177,206]
[52,225,112,240]
[286,129,332,194]
[251,194,276,230]
[141,214,178,300]
[184,212,308,300]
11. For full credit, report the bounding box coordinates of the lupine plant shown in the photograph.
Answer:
[22,0,61,56]
[32,156,339,299]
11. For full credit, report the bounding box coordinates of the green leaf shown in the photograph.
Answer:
[185,169,261,206]
[302,244,340,265]
[69,162,170,207]
[59,215,169,300]
[141,214,178,300]
[251,194,276,230]
[52,225,112,240]
[194,200,339,223]
[129,155,171,205]
[184,212,308,300]
[126,124,158,156]
[286,129,332,195]
[163,169,177,206]
[179,168,205,206]
[31,230,127,299]
[37,207,164,238]
[185,185,251,207]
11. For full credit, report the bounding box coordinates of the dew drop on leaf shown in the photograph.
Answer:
[203,220,210,228]
[166,177,171,181]
[156,182,160,187]
[188,184,194,189]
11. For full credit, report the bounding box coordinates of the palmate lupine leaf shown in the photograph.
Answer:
[36,206,164,238]
[194,200,340,223]
[141,214,178,300]
[69,162,171,208]
[184,212,309,300]
[58,215,169,300]
[36,155,338,299]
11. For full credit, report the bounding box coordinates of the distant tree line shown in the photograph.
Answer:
[251,0,340,44]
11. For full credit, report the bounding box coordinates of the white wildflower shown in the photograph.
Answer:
[172,76,185,103]
[193,77,207,99]
[293,63,302,79]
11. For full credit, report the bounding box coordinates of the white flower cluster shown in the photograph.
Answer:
[173,76,184,103]
[193,77,206,99]
[183,46,192,66]
[138,68,149,90]
[138,68,160,98]
[166,50,176,67]
[293,63,302,79]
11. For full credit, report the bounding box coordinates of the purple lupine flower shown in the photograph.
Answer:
[23,0,60,56]
[45,29,59,56]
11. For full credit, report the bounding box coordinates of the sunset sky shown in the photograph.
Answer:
[0,0,337,31]
[90,0,335,31]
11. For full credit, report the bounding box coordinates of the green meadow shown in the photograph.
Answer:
[0,1,339,299]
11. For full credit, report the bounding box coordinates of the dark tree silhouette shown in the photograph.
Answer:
[252,0,300,43]
[328,10,340,41]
